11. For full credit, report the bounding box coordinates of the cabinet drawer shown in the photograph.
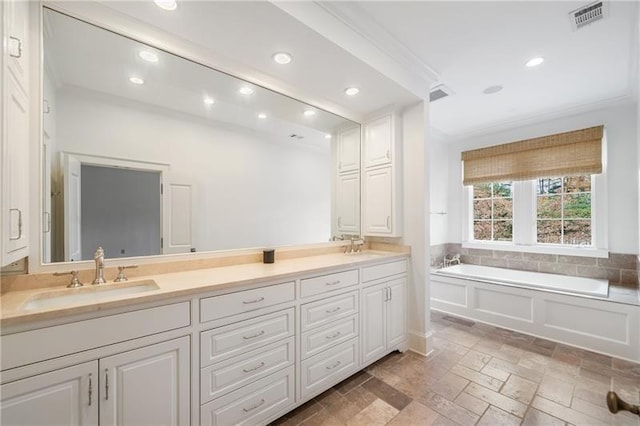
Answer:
[301,315,358,360]
[300,338,359,400]
[200,282,295,323]
[201,337,294,404]
[201,365,295,426]
[362,259,407,283]
[300,291,358,332]
[201,308,294,366]
[300,269,358,298]
[1,302,191,370]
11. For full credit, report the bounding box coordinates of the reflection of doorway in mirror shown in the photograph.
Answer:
[55,153,192,262]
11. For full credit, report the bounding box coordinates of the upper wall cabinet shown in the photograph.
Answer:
[337,127,361,173]
[1,0,30,267]
[362,113,402,237]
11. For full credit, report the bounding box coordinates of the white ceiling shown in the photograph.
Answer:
[52,1,638,140]
[355,1,638,138]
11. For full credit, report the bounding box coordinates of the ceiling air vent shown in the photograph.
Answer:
[429,84,454,103]
[289,134,304,140]
[569,1,608,31]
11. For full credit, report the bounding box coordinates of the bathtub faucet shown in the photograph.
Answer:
[444,254,461,267]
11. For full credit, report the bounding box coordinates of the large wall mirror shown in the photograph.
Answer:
[42,8,360,264]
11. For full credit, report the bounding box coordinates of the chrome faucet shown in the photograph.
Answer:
[443,253,461,268]
[92,246,106,285]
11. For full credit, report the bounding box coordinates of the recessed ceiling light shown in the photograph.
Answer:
[129,76,144,85]
[525,57,544,67]
[482,85,503,95]
[272,52,292,65]
[139,50,159,63]
[344,87,359,96]
[303,109,316,117]
[203,97,215,106]
[324,134,332,139]
[258,113,267,119]
[239,86,254,95]
[154,0,177,11]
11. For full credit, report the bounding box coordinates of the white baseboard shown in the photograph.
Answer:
[408,329,434,357]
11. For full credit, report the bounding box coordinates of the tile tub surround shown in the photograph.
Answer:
[430,244,639,288]
[271,312,640,426]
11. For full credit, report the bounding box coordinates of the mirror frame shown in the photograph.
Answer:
[33,1,364,273]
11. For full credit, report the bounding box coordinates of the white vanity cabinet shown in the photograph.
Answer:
[362,113,402,237]
[0,361,98,426]
[1,0,30,267]
[337,126,360,173]
[336,172,360,234]
[360,261,408,365]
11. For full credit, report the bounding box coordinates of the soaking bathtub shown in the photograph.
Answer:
[430,264,639,362]
[434,263,609,297]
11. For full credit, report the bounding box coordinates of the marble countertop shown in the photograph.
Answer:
[1,251,409,328]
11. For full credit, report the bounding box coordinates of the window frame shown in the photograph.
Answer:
[462,174,608,258]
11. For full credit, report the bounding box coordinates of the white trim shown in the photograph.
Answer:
[407,329,431,356]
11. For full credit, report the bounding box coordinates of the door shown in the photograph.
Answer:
[363,115,392,168]
[4,72,29,262]
[63,154,82,261]
[363,166,392,235]
[6,0,29,95]
[0,361,98,426]
[99,336,190,426]
[162,181,194,254]
[337,126,360,173]
[361,283,387,365]
[336,172,360,234]
[386,278,407,348]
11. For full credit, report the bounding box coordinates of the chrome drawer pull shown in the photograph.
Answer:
[243,330,265,340]
[9,36,22,58]
[325,306,342,314]
[243,297,265,304]
[88,374,93,406]
[325,280,341,286]
[242,398,265,413]
[326,360,342,370]
[325,331,341,340]
[242,362,265,373]
[104,369,109,401]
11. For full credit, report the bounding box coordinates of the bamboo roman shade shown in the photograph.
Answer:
[461,125,603,185]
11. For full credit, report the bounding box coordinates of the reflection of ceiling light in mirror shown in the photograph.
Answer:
[129,76,144,85]
[344,87,359,96]
[258,113,267,119]
[272,52,292,65]
[325,134,332,139]
[154,0,177,11]
[525,57,544,67]
[303,109,316,117]
[203,97,215,106]
[482,85,503,94]
[139,50,159,63]
[239,86,254,95]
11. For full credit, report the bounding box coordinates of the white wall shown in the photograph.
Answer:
[446,103,639,254]
[429,131,449,245]
[54,88,331,253]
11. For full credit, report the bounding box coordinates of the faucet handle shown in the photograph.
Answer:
[54,270,83,288]
[114,265,138,282]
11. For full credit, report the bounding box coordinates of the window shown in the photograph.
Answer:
[473,182,513,241]
[536,175,591,245]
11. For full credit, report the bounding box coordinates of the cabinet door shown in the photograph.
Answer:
[363,115,392,168]
[386,278,407,348]
[337,126,360,173]
[0,361,98,426]
[100,336,190,426]
[361,283,387,365]
[6,0,29,95]
[3,72,29,264]
[363,166,392,235]
[336,172,360,234]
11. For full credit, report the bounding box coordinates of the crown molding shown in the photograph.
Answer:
[440,94,635,143]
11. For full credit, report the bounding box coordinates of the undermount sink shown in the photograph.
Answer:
[21,280,160,311]
[346,251,387,259]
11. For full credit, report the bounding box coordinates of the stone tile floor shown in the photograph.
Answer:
[272,311,640,425]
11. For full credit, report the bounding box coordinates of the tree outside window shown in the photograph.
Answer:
[473,182,513,242]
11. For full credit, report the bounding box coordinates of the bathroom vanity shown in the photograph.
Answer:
[0,250,409,425]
